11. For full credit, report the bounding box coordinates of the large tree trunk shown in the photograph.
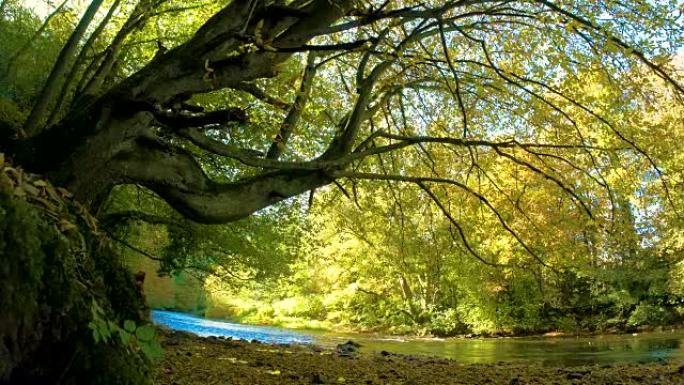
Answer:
[1,0,357,221]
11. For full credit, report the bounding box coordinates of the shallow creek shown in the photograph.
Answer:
[152,309,684,366]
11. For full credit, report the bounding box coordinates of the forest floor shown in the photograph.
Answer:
[153,329,684,385]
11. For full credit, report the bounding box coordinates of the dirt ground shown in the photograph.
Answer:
[153,330,684,385]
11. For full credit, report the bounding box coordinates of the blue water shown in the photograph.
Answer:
[151,310,313,345]
[152,309,684,366]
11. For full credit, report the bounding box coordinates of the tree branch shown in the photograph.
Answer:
[154,107,247,129]
[266,52,318,159]
[112,136,333,223]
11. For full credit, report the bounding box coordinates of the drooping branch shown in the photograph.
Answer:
[334,171,550,267]
[491,147,594,219]
[358,132,617,153]
[177,124,618,173]
[418,181,502,267]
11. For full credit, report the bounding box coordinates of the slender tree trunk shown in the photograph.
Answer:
[78,1,150,99]
[47,0,123,126]
[74,50,106,95]
[23,0,105,136]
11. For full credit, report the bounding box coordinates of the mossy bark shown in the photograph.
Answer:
[0,164,151,384]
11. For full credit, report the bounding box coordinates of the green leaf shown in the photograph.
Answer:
[140,341,164,360]
[135,325,155,341]
[107,320,119,334]
[119,330,131,345]
[123,319,136,333]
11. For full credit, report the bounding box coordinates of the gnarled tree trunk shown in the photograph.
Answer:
[2,0,356,221]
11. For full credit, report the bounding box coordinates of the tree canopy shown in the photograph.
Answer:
[1,0,684,277]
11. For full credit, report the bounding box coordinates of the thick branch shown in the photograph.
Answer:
[154,107,247,129]
[47,0,123,126]
[119,0,355,104]
[112,136,333,223]
[78,0,157,98]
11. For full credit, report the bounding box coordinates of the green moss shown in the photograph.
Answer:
[0,169,150,384]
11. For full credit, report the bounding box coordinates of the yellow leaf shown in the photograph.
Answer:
[33,196,58,212]
[262,44,277,52]
[45,185,61,202]
[56,187,73,198]
[13,186,25,197]
[59,219,77,233]
[255,19,264,46]
[22,183,39,196]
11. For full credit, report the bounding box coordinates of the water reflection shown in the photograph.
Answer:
[334,333,684,366]
[152,310,684,366]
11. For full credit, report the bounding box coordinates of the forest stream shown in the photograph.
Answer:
[152,310,684,384]
[152,309,684,366]
[153,311,684,385]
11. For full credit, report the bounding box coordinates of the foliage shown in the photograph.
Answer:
[89,300,164,361]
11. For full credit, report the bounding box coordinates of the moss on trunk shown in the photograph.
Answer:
[0,157,151,384]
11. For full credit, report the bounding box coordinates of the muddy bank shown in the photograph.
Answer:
[153,330,684,385]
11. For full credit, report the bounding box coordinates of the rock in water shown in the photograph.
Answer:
[336,340,361,356]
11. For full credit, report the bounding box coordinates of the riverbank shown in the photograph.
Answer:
[154,329,684,385]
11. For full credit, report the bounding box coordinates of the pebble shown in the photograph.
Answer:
[336,340,362,356]
[311,372,328,384]
[566,370,590,380]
